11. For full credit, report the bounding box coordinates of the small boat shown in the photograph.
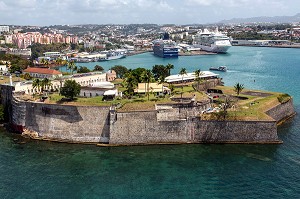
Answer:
[209,66,227,72]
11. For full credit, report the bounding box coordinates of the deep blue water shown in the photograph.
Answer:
[1,46,300,198]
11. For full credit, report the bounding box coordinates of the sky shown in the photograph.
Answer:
[0,0,300,25]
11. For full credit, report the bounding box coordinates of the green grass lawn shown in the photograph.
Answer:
[46,84,208,111]
[208,86,290,121]
[45,83,290,120]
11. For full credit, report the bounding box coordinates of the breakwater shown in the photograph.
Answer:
[1,85,295,145]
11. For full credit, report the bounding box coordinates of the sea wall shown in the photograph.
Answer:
[1,85,294,145]
[11,96,111,143]
[265,98,295,123]
[109,111,279,145]
[109,111,191,144]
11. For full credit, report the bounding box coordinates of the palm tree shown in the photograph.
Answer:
[55,58,63,66]
[32,79,41,93]
[166,63,174,76]
[194,69,203,91]
[67,60,77,75]
[179,68,187,99]
[54,75,64,91]
[141,69,153,100]
[234,83,244,96]
[41,78,52,92]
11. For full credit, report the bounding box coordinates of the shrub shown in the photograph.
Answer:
[277,93,291,104]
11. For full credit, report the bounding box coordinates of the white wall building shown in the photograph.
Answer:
[0,26,9,33]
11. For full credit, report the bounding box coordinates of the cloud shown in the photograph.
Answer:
[0,0,299,25]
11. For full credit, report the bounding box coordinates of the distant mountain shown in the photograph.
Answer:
[218,13,300,24]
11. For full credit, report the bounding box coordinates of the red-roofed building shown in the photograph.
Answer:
[23,67,62,79]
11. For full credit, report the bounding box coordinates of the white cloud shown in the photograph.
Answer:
[0,0,299,25]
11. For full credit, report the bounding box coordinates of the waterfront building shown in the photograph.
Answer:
[23,67,63,79]
[106,70,117,82]
[43,52,63,59]
[13,72,107,95]
[165,71,219,83]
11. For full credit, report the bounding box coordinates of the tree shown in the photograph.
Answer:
[194,69,203,91]
[130,67,147,83]
[166,63,174,76]
[77,66,91,73]
[179,68,187,99]
[123,71,138,98]
[54,75,64,91]
[111,65,128,78]
[234,83,244,96]
[55,58,64,66]
[212,96,236,120]
[67,60,77,75]
[60,80,81,100]
[93,65,104,72]
[32,79,41,93]
[23,73,32,80]
[141,69,154,100]
[41,78,52,92]
[152,64,168,82]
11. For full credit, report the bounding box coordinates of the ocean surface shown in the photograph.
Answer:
[1,46,300,198]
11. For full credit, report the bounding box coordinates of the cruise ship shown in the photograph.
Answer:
[193,29,231,53]
[152,33,179,58]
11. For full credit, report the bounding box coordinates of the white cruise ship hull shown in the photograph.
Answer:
[194,43,231,53]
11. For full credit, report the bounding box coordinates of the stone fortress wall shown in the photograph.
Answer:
[1,85,296,145]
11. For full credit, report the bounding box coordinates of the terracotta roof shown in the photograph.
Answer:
[23,67,62,75]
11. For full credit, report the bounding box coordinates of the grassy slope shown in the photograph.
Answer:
[44,84,289,121]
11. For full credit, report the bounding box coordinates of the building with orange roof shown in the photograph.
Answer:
[23,67,62,79]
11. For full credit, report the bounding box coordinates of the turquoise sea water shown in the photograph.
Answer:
[1,46,300,198]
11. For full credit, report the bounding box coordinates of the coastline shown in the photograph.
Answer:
[233,44,300,48]
[1,84,295,146]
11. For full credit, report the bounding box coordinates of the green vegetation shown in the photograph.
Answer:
[152,64,173,82]
[60,80,81,100]
[0,54,32,73]
[234,83,244,95]
[141,69,154,100]
[93,65,104,72]
[111,65,128,78]
[179,68,187,98]
[277,93,291,104]
[77,66,91,73]
[29,43,70,60]
[67,60,77,75]
[48,83,206,111]
[0,105,5,121]
[203,85,286,121]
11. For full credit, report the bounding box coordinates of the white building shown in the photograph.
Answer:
[14,72,107,95]
[0,26,9,33]
[165,71,219,83]
[0,65,8,74]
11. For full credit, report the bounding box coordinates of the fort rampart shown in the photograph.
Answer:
[0,85,295,145]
